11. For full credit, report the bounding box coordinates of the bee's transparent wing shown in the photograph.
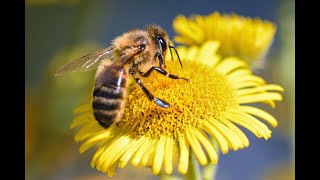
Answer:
[55,47,116,76]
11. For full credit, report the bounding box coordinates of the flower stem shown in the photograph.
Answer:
[185,151,201,180]
[202,164,218,180]
[202,139,220,180]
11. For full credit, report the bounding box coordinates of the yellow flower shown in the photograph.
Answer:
[173,12,277,64]
[70,41,283,177]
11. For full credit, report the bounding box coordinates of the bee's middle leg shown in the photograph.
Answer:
[140,67,190,82]
[133,77,170,108]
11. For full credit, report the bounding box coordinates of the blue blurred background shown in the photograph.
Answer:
[25,0,295,179]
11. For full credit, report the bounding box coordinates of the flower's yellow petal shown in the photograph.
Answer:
[210,120,244,150]
[147,142,157,167]
[186,129,208,165]
[74,121,104,142]
[186,45,200,61]
[237,92,282,104]
[226,69,251,79]
[201,121,229,154]
[102,144,133,173]
[228,111,271,139]
[173,15,204,44]
[204,15,214,39]
[153,136,166,175]
[197,41,221,66]
[225,116,261,138]
[91,142,109,168]
[233,110,272,139]
[178,134,189,174]
[229,75,265,86]
[264,100,276,109]
[188,24,205,44]
[173,36,193,44]
[220,118,249,148]
[239,106,278,127]
[216,57,247,75]
[192,128,218,163]
[118,136,145,168]
[171,141,180,168]
[237,84,284,96]
[173,15,188,31]
[131,138,154,166]
[79,130,113,153]
[100,137,132,172]
[174,36,195,45]
[107,159,119,177]
[233,81,262,90]
[96,135,130,172]
[164,136,173,175]
[73,104,91,114]
[70,113,92,129]
[174,46,189,61]
[194,15,206,29]
[141,139,157,166]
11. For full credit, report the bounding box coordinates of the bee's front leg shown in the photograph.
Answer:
[130,68,170,108]
[134,77,170,108]
[139,67,190,82]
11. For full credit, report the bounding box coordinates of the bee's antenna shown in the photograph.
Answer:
[169,43,174,61]
[169,45,183,68]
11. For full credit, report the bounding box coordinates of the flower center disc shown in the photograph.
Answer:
[122,60,237,139]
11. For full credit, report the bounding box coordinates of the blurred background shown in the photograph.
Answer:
[25,0,294,179]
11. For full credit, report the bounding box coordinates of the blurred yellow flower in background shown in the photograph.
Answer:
[173,12,277,64]
[70,41,283,177]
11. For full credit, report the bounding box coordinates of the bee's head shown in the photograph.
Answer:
[146,24,183,68]
[146,24,169,68]
[146,24,169,53]
[156,35,167,53]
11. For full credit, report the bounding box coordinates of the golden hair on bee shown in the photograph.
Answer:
[55,24,189,128]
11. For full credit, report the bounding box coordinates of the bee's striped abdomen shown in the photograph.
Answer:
[93,66,128,128]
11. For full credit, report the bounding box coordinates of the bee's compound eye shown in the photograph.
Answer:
[156,36,167,52]
[139,44,146,51]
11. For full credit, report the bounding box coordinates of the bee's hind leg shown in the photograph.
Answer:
[134,78,170,108]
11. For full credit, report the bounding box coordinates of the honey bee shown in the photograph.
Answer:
[55,24,189,128]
